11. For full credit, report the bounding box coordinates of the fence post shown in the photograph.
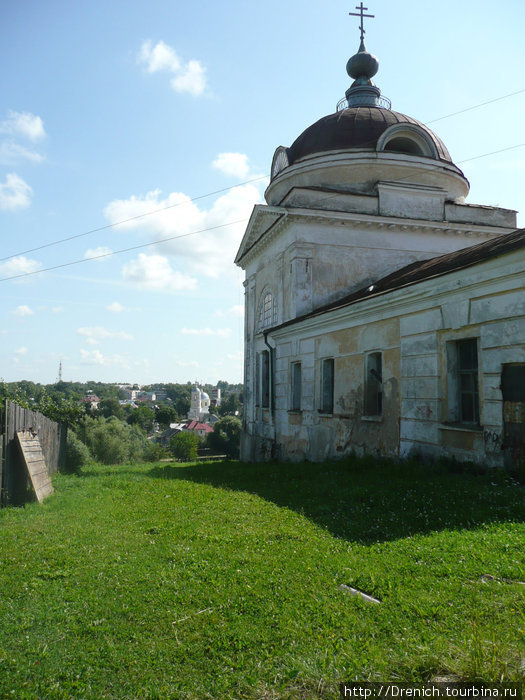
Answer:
[1,399,7,507]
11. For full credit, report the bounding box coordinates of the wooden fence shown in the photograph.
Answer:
[1,401,67,506]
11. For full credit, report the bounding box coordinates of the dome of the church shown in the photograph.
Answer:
[287,107,452,166]
[266,32,469,206]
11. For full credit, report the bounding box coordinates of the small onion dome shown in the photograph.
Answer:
[346,39,379,81]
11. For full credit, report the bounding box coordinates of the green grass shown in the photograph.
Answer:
[0,458,523,699]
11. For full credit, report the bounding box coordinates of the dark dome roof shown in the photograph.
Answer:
[287,107,452,165]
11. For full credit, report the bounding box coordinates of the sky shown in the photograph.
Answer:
[1,0,524,386]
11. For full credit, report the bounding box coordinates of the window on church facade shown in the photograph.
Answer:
[261,350,270,408]
[456,339,479,424]
[255,352,261,407]
[364,352,382,416]
[320,358,334,414]
[258,291,277,330]
[290,361,302,411]
[445,337,480,425]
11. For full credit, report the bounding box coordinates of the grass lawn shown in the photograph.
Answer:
[0,457,523,699]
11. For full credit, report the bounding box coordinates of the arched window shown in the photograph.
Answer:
[257,290,277,330]
[377,124,438,160]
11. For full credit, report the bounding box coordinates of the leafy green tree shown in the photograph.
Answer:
[99,397,124,420]
[218,392,241,416]
[65,431,92,472]
[207,416,242,458]
[77,416,149,465]
[170,431,200,462]
[127,405,155,433]
[155,405,178,428]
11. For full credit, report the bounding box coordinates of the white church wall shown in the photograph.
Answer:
[247,247,525,466]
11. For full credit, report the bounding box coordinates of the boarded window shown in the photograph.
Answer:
[320,358,334,414]
[291,362,302,411]
[457,339,479,424]
[365,352,383,416]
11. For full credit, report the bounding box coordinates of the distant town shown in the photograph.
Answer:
[1,379,243,442]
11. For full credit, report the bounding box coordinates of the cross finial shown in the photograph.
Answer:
[349,2,375,42]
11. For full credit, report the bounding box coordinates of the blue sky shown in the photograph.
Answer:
[2,0,524,385]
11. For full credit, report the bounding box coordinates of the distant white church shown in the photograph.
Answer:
[187,384,210,421]
[235,15,525,469]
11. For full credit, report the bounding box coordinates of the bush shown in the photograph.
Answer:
[76,416,150,465]
[65,430,92,473]
[143,441,170,462]
[206,416,241,458]
[170,431,200,462]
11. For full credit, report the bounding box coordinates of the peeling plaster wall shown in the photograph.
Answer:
[242,250,525,466]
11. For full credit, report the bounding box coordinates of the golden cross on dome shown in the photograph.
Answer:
[349,2,375,41]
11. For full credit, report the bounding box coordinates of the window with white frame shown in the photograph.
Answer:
[257,290,277,330]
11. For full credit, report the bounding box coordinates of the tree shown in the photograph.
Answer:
[207,416,241,458]
[155,405,178,428]
[170,431,200,462]
[127,405,155,433]
[218,392,240,416]
[98,397,124,420]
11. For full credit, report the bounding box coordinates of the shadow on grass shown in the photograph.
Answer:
[148,457,523,544]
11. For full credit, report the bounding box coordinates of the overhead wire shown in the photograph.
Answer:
[0,175,268,263]
[1,87,524,282]
[0,219,249,282]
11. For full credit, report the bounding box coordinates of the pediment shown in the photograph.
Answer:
[234,204,285,266]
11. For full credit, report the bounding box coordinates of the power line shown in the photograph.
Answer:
[0,175,268,264]
[456,142,525,165]
[2,87,524,266]
[425,88,525,125]
[2,139,525,285]
[0,218,249,282]
[2,88,524,279]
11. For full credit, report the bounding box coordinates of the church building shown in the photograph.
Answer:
[235,10,525,468]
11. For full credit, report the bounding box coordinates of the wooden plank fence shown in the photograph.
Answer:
[1,401,67,506]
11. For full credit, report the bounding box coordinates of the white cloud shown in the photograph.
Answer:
[107,301,126,313]
[215,304,244,318]
[175,359,200,368]
[0,255,42,280]
[0,141,44,165]
[138,39,180,73]
[104,176,264,279]
[121,253,197,292]
[0,173,33,211]
[84,246,113,261]
[212,153,250,179]
[181,327,231,338]
[138,40,207,96]
[80,349,105,365]
[80,349,131,369]
[0,111,46,141]
[15,346,28,356]
[170,60,206,96]
[77,326,134,341]
[11,304,34,317]
[52,306,64,314]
